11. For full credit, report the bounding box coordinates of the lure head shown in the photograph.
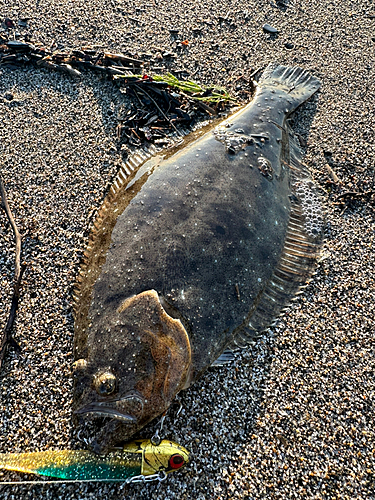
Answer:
[73,290,191,453]
[124,439,190,476]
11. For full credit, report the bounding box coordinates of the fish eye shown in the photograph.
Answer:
[93,372,117,395]
[168,454,185,470]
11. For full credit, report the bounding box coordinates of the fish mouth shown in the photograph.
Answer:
[75,391,144,423]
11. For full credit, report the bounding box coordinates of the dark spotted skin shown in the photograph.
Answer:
[88,89,293,383]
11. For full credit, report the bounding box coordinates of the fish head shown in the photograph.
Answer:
[73,290,191,453]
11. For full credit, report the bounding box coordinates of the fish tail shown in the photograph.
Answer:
[257,63,321,112]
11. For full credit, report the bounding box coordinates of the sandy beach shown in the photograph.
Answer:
[0,0,374,498]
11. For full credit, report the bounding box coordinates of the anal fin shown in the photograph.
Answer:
[211,349,235,367]
[229,128,324,350]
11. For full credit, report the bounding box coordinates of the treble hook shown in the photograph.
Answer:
[175,399,183,420]
[151,412,167,446]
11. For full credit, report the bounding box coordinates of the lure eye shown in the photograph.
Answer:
[168,454,185,470]
[93,372,116,395]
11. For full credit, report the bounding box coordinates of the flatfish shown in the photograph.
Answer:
[72,64,323,453]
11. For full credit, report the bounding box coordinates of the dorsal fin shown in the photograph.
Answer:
[228,130,324,350]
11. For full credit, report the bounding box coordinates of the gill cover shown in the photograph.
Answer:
[117,290,191,406]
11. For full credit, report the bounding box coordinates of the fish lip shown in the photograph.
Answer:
[75,404,136,422]
[75,391,144,423]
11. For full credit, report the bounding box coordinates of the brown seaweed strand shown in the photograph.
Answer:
[0,175,24,368]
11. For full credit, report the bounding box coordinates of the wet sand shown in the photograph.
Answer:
[0,0,374,498]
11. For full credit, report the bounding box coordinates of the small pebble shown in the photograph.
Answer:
[262,23,279,34]
[4,18,15,29]
[18,19,29,28]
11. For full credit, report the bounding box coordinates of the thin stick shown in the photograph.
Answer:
[324,163,340,184]
[336,190,375,200]
[0,264,25,364]
[134,84,183,137]
[0,176,24,368]
[104,52,144,66]
[0,177,21,281]
[196,101,217,116]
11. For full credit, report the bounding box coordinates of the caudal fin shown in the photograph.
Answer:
[258,63,321,112]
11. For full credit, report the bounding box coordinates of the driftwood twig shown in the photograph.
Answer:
[0,176,25,369]
[0,177,21,280]
[134,84,183,137]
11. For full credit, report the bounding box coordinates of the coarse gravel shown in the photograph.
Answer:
[0,0,374,499]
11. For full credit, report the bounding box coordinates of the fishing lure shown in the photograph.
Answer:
[0,439,189,483]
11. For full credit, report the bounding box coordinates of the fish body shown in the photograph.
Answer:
[73,64,323,452]
[0,439,189,481]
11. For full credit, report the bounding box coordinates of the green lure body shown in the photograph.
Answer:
[0,439,189,481]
